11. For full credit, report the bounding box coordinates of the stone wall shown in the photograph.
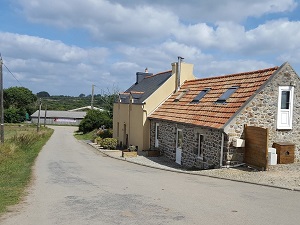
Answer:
[224,63,300,163]
[150,120,224,169]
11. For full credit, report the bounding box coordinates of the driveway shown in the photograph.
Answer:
[1,126,300,225]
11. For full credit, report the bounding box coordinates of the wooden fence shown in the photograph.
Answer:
[244,125,269,170]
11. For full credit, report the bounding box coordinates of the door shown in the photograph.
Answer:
[123,124,128,147]
[175,129,183,164]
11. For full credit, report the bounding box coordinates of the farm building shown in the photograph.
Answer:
[31,110,86,126]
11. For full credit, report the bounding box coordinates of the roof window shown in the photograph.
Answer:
[216,86,239,103]
[190,88,210,103]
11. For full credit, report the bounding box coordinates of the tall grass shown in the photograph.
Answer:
[0,126,53,214]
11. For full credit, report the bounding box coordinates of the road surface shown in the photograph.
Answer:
[1,126,300,225]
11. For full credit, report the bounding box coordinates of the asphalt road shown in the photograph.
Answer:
[1,126,300,225]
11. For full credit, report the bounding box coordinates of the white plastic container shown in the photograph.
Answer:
[268,148,277,165]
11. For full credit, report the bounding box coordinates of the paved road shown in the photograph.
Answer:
[1,126,300,225]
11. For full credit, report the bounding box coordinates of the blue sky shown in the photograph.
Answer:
[1,0,300,96]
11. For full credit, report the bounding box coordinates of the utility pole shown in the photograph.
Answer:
[37,98,42,132]
[0,54,4,143]
[91,84,95,110]
[44,104,47,127]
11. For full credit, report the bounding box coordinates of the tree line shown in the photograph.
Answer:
[4,87,117,124]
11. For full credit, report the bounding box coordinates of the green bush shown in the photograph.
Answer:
[94,137,103,145]
[101,138,117,150]
[78,110,112,134]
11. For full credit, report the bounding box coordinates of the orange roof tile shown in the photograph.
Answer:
[149,66,279,129]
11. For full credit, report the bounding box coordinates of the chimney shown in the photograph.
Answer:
[136,70,153,84]
[176,56,184,91]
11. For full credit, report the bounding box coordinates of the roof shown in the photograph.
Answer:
[68,106,104,111]
[31,110,87,119]
[149,66,279,129]
[119,70,172,104]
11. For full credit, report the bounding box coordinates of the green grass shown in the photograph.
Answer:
[74,130,96,141]
[0,125,53,214]
[3,124,38,140]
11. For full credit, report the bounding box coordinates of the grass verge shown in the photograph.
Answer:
[74,130,96,141]
[0,125,53,214]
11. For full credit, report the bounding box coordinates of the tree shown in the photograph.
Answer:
[96,94,118,118]
[78,93,85,98]
[37,91,50,97]
[4,87,37,123]
[78,109,112,133]
[4,106,25,123]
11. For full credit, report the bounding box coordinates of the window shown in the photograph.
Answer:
[155,123,159,147]
[216,86,239,103]
[277,86,294,129]
[197,134,204,159]
[191,88,210,103]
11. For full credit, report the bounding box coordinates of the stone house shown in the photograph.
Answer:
[113,60,195,151]
[149,62,300,169]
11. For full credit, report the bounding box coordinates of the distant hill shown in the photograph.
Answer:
[39,94,117,117]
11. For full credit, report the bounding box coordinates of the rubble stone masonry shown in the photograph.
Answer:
[224,63,300,163]
[150,120,224,169]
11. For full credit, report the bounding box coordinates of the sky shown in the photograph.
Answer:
[1,0,300,96]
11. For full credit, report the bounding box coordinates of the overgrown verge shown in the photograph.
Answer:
[0,127,53,214]
[74,128,117,149]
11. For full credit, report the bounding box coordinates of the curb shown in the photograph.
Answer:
[87,142,300,192]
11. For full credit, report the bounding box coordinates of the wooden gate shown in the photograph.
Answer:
[244,125,269,170]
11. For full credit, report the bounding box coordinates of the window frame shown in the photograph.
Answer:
[190,88,210,104]
[216,86,239,103]
[277,86,294,130]
[197,133,204,159]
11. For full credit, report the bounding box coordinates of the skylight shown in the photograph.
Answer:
[190,88,210,103]
[216,86,239,103]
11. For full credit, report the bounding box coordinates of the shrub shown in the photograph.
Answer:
[96,129,113,138]
[94,137,103,146]
[78,110,112,134]
[101,138,117,150]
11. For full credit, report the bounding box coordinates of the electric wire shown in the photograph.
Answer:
[3,62,23,87]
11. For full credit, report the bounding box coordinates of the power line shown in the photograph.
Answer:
[3,62,23,87]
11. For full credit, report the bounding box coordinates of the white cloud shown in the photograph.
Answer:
[2,0,299,96]
[105,0,297,22]
[0,32,110,95]
[16,0,179,44]
[0,32,109,64]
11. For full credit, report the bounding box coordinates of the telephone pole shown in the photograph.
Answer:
[91,84,95,110]
[0,54,4,143]
[37,98,42,132]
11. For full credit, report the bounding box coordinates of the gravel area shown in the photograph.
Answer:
[89,143,300,191]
